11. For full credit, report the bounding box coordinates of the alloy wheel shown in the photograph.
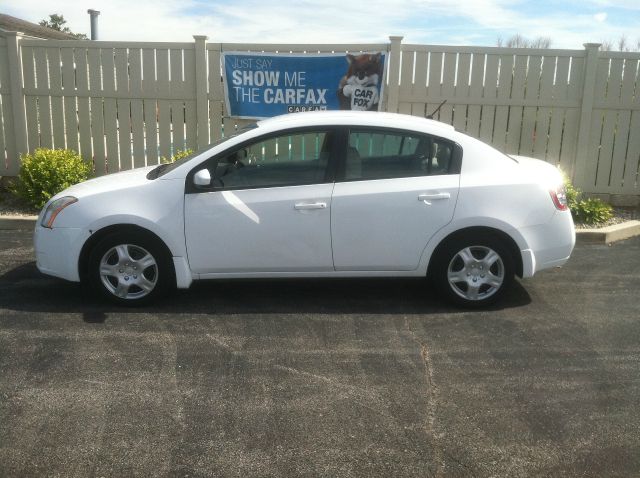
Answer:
[446,245,505,301]
[99,244,158,300]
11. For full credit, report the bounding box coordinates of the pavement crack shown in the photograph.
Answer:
[273,364,338,384]
[442,449,478,478]
[160,322,187,475]
[272,364,397,421]
[206,333,240,354]
[404,317,445,477]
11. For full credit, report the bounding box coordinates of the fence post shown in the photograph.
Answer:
[5,32,28,175]
[573,43,601,189]
[386,35,403,113]
[193,35,209,149]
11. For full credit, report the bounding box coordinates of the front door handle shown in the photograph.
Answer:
[418,192,451,205]
[294,202,327,210]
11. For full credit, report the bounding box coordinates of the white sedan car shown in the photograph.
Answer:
[34,111,575,307]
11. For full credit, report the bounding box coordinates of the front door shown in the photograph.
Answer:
[185,129,337,274]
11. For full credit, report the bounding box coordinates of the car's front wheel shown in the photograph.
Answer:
[88,231,174,306]
[432,234,515,308]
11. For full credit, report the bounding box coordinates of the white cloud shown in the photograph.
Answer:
[594,12,608,22]
[3,0,639,49]
[587,0,640,9]
[5,0,415,42]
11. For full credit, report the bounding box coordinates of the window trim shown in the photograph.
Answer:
[185,126,342,194]
[334,126,463,183]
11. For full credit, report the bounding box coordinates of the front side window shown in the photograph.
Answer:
[149,123,258,180]
[205,130,333,190]
[345,129,457,181]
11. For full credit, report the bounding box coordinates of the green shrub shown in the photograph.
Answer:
[564,175,579,208]
[561,170,613,225]
[572,197,614,225]
[161,148,194,164]
[15,148,92,209]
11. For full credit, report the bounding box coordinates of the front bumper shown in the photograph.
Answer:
[34,225,89,282]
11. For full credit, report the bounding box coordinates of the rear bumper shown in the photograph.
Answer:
[519,211,575,278]
[33,225,89,282]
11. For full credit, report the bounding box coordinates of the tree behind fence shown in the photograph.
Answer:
[0,34,638,199]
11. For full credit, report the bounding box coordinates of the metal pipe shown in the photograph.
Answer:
[87,9,100,40]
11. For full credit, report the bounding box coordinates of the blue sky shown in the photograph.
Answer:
[3,0,639,48]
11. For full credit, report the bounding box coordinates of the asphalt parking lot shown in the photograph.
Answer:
[1,228,639,477]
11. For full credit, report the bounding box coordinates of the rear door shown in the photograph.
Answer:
[331,128,461,271]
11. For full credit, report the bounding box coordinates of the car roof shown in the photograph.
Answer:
[255,111,455,135]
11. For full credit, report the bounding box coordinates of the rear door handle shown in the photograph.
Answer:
[418,192,451,205]
[294,202,327,210]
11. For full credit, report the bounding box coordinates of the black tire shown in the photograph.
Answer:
[431,233,515,308]
[87,230,174,306]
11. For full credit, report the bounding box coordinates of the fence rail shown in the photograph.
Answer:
[0,33,638,200]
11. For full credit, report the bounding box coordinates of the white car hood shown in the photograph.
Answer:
[55,165,158,200]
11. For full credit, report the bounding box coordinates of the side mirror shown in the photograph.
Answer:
[193,169,211,187]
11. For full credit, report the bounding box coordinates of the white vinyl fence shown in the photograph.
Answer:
[395,42,640,200]
[0,33,638,201]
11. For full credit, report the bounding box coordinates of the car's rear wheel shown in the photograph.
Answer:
[88,231,173,306]
[432,234,515,308]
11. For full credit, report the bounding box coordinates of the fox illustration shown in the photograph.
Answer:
[337,53,383,111]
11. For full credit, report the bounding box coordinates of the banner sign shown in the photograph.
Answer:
[222,52,387,119]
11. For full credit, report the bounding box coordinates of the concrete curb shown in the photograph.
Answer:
[2,215,640,244]
[0,215,38,230]
[576,220,640,244]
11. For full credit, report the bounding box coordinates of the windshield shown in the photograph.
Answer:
[147,123,258,179]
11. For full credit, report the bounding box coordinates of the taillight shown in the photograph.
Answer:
[550,185,568,211]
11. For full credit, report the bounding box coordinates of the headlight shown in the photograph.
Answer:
[41,196,78,228]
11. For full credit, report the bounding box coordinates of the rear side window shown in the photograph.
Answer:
[345,129,458,181]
